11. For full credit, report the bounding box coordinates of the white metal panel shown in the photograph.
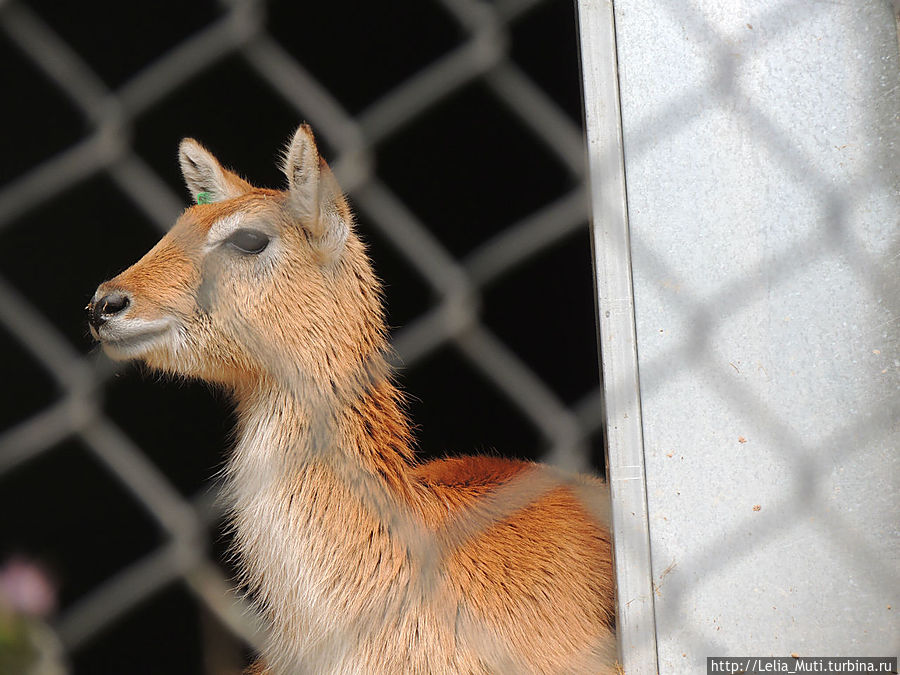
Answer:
[581,0,899,671]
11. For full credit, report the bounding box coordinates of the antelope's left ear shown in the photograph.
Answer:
[282,124,348,263]
[179,139,252,204]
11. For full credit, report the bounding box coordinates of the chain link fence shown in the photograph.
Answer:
[0,0,611,671]
[2,0,897,671]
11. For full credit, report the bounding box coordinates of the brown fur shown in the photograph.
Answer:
[89,126,616,673]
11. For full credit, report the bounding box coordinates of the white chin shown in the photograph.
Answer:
[97,320,175,361]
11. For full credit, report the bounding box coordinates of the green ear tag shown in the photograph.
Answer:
[196,191,214,205]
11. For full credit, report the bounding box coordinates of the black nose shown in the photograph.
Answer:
[88,291,130,330]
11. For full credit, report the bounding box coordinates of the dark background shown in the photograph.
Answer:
[0,0,602,672]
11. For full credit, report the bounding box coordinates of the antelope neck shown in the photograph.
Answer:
[224,369,423,669]
[228,366,419,518]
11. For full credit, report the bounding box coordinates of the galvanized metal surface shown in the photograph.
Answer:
[576,1,659,672]
[606,0,899,670]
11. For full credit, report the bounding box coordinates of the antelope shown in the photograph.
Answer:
[87,125,616,673]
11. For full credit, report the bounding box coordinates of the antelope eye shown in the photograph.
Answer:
[226,228,269,254]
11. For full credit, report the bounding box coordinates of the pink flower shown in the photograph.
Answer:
[0,557,57,618]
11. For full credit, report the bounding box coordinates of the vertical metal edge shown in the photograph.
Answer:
[574,1,659,672]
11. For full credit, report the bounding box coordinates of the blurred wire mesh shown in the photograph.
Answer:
[0,0,607,670]
[1,0,896,671]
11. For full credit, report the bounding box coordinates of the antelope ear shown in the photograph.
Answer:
[178,138,252,204]
[282,124,348,262]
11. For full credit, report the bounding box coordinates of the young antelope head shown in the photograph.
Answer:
[88,125,385,391]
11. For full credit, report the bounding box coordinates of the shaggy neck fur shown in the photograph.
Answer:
[226,355,421,671]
